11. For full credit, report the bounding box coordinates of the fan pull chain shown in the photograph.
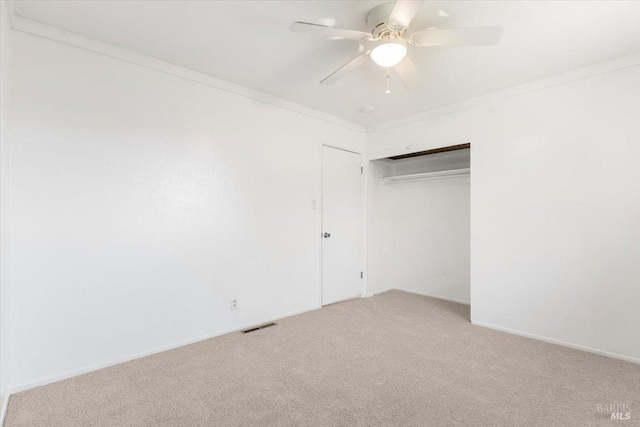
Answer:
[385,68,391,94]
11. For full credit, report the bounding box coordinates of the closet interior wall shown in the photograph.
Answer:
[368,149,471,304]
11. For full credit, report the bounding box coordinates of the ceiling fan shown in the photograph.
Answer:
[290,0,503,92]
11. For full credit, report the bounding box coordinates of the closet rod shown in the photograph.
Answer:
[383,168,470,184]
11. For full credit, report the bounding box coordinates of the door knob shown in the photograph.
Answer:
[323,232,331,238]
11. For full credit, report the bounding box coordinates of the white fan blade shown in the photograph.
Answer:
[290,22,371,40]
[411,26,503,47]
[394,56,421,91]
[389,1,425,29]
[321,51,371,85]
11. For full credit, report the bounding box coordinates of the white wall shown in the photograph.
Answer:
[6,10,639,400]
[9,31,364,390]
[368,56,640,362]
[368,151,470,303]
[0,0,13,416]
[366,160,394,296]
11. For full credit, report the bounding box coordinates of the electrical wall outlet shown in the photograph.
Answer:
[230,298,238,310]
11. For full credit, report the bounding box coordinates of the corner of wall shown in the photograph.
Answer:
[0,0,13,421]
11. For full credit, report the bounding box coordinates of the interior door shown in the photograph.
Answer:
[322,146,363,306]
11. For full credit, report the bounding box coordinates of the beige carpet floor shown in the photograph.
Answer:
[6,290,640,426]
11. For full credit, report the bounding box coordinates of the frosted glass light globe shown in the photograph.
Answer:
[371,41,407,67]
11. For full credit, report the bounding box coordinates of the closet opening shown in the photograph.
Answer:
[369,144,471,308]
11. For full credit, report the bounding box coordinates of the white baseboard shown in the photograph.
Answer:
[472,320,640,365]
[394,288,470,306]
[11,296,638,398]
[398,290,639,364]
[1,393,9,426]
[366,287,394,298]
[9,304,321,394]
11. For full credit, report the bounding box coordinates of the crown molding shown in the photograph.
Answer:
[6,2,640,137]
[367,51,640,134]
[7,4,366,134]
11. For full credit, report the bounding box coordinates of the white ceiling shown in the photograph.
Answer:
[13,0,640,127]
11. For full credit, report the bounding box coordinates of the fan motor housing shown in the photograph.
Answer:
[367,2,405,39]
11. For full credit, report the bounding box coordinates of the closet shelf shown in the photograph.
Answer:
[383,168,470,184]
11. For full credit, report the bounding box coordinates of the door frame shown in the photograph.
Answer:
[319,143,366,307]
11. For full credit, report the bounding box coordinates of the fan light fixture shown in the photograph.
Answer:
[289,1,504,89]
[370,41,407,67]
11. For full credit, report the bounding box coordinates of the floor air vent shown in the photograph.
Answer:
[241,322,277,334]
